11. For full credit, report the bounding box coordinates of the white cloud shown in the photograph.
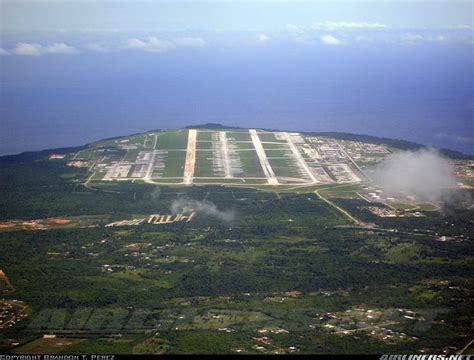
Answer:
[401,34,424,44]
[0,48,9,55]
[127,37,176,53]
[173,37,207,47]
[320,34,344,45]
[44,42,78,54]
[286,23,299,31]
[8,37,208,56]
[431,35,448,42]
[126,37,207,53]
[12,43,43,56]
[313,21,386,30]
[400,34,450,45]
[11,42,78,56]
[373,149,458,203]
[450,24,471,30]
[256,33,271,42]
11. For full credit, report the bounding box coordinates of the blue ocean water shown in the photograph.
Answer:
[1,43,473,155]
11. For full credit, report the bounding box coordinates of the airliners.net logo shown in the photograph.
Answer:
[380,355,472,360]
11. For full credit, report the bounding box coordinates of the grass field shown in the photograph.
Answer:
[318,183,364,197]
[234,142,256,150]
[14,338,84,354]
[258,132,286,143]
[194,178,250,184]
[416,203,440,211]
[264,149,291,159]
[119,134,148,148]
[157,130,188,150]
[123,149,141,161]
[151,178,184,184]
[194,150,215,177]
[238,150,265,177]
[74,149,102,161]
[196,131,214,142]
[386,201,420,211]
[266,155,300,178]
[162,151,186,177]
[196,141,214,150]
[226,132,251,142]
[89,171,106,181]
[64,339,135,354]
[270,166,299,178]
[262,143,291,150]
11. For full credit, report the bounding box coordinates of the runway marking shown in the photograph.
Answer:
[220,131,233,178]
[144,150,157,183]
[184,129,197,185]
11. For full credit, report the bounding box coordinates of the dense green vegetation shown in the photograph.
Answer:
[0,135,472,355]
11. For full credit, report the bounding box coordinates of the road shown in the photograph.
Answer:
[314,188,363,226]
[458,339,474,354]
[249,129,279,185]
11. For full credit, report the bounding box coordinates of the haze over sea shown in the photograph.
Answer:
[1,1,473,155]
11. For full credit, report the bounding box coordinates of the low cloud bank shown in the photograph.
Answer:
[171,198,235,223]
[312,21,387,30]
[10,42,78,56]
[126,37,207,53]
[373,149,459,203]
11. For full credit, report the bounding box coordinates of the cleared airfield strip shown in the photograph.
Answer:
[249,129,279,185]
[144,150,158,184]
[220,131,233,178]
[282,132,318,184]
[184,129,197,185]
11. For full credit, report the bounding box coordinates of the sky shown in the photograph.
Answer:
[1,0,472,33]
[0,0,473,155]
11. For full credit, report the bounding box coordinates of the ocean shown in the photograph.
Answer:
[1,42,472,155]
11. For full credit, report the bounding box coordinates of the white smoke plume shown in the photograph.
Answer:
[150,187,161,202]
[170,198,236,223]
[373,149,459,203]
